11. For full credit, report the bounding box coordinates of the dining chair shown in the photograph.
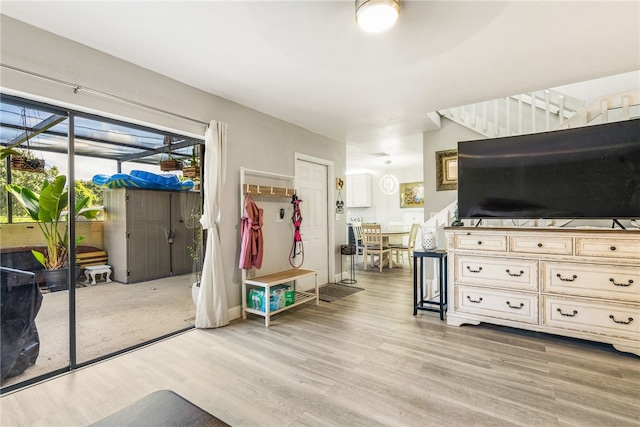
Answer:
[388,221,407,263]
[362,223,392,272]
[389,223,420,271]
[351,222,365,264]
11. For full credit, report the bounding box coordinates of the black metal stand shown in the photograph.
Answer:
[412,250,447,320]
[612,219,626,230]
[340,244,357,285]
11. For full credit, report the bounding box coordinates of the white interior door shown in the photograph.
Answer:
[295,159,329,288]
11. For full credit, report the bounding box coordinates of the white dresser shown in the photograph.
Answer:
[445,227,640,356]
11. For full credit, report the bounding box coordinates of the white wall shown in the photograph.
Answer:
[0,15,347,312]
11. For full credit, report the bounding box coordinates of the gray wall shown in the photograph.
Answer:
[422,117,484,218]
[0,15,347,313]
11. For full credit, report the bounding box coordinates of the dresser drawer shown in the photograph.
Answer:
[455,255,538,291]
[457,285,538,324]
[542,261,640,302]
[543,296,639,339]
[576,238,640,259]
[510,235,573,255]
[451,233,507,252]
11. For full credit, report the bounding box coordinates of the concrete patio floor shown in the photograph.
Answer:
[2,273,196,389]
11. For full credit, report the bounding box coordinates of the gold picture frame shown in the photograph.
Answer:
[436,149,458,191]
[399,181,425,208]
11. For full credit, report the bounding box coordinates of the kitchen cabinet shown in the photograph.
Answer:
[346,174,371,207]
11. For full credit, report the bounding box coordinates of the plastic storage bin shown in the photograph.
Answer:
[247,285,293,312]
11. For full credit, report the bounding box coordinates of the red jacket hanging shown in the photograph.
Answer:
[239,195,264,269]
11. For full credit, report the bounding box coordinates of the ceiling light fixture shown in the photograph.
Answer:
[379,160,399,195]
[356,0,401,33]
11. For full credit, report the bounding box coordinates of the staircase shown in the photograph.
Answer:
[421,90,640,297]
[555,89,640,129]
[439,88,639,138]
[429,88,640,229]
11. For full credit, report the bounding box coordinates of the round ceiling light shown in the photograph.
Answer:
[379,173,399,195]
[379,160,399,195]
[356,0,401,33]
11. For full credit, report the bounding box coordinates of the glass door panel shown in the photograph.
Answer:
[1,103,71,390]
[1,95,202,391]
[71,116,201,365]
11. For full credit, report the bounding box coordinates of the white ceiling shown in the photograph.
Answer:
[1,1,639,173]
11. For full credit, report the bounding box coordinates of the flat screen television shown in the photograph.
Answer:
[457,118,640,219]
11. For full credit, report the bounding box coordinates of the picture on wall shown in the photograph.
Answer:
[400,181,425,208]
[436,149,458,191]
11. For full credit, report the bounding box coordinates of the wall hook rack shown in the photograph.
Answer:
[243,183,295,199]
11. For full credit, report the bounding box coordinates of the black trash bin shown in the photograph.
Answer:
[1,267,43,381]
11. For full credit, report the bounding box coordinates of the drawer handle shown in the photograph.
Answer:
[556,274,577,282]
[477,240,482,245]
[466,266,483,273]
[466,296,483,303]
[609,278,633,287]
[609,315,633,325]
[506,269,524,277]
[537,243,543,248]
[506,301,524,309]
[557,308,578,317]
[610,246,616,251]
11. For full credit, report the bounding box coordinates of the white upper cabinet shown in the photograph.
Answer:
[346,174,371,207]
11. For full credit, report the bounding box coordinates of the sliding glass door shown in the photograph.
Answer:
[0,95,203,392]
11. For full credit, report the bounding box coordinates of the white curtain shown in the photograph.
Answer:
[195,120,229,328]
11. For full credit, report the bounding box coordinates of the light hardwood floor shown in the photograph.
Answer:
[1,266,638,426]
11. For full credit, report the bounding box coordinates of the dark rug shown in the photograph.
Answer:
[90,390,230,426]
[317,283,364,302]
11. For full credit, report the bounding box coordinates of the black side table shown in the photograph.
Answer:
[340,244,357,284]
[412,250,448,320]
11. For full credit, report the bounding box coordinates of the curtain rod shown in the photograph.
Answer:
[1,63,210,126]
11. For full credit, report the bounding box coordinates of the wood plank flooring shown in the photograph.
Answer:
[1,266,638,426]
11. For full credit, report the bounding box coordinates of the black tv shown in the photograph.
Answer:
[457,118,640,220]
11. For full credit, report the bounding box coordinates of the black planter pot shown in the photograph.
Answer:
[42,265,81,292]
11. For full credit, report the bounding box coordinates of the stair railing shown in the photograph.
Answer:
[555,89,640,129]
[439,89,584,138]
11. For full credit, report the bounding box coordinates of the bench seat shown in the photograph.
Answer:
[76,251,108,268]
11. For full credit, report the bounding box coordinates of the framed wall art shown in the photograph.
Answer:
[400,181,424,208]
[436,149,458,191]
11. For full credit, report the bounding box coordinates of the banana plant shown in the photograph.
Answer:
[6,175,102,269]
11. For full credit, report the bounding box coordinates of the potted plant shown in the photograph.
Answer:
[5,175,102,291]
[188,208,203,305]
[182,146,200,178]
[159,136,183,171]
[1,147,45,173]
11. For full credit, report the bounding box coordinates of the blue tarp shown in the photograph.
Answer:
[92,170,194,191]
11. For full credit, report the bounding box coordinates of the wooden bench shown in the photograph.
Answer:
[76,251,108,268]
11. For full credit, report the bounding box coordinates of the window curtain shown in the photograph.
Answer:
[195,120,229,328]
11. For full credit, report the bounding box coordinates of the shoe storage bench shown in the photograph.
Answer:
[242,268,318,326]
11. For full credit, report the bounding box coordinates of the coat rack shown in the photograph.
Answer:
[242,183,295,199]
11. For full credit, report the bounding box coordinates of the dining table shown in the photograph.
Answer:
[380,230,410,246]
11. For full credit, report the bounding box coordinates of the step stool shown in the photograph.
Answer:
[84,265,112,285]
